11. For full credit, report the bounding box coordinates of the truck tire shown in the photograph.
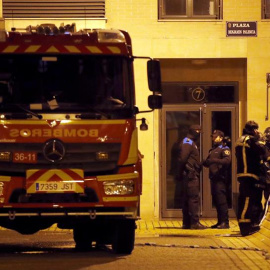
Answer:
[112,220,135,254]
[73,226,93,250]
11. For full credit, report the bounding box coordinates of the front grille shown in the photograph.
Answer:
[0,142,121,175]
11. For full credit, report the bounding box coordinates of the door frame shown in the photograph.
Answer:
[160,103,239,219]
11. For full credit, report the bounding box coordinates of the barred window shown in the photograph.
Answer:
[262,0,270,19]
[3,0,105,19]
[159,0,222,20]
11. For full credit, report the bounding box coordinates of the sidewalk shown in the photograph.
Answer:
[136,214,270,260]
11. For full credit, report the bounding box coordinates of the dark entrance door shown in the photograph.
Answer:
[160,83,238,219]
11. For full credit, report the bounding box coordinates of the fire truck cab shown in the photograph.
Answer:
[0,24,162,254]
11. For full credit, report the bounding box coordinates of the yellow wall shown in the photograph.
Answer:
[1,0,270,219]
[105,0,270,219]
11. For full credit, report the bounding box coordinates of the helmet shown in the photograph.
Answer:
[223,136,231,147]
[243,120,259,135]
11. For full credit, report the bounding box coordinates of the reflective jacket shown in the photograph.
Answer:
[235,135,266,181]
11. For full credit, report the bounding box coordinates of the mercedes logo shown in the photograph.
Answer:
[43,139,65,163]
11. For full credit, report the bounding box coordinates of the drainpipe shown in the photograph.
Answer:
[0,0,3,29]
[0,0,2,19]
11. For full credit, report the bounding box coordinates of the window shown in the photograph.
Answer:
[3,0,105,19]
[159,0,222,20]
[0,54,132,116]
[262,0,270,19]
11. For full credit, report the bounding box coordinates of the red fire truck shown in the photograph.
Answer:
[0,23,162,254]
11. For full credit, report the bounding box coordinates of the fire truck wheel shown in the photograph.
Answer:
[112,220,135,254]
[73,226,93,250]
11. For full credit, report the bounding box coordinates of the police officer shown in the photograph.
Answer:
[235,121,267,236]
[178,125,206,229]
[203,130,231,229]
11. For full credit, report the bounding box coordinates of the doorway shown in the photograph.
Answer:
[160,86,239,219]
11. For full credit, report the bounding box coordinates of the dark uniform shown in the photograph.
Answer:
[263,127,270,181]
[235,121,267,236]
[178,125,206,229]
[203,130,231,229]
[261,127,270,213]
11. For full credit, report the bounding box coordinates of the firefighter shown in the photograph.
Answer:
[178,125,206,229]
[235,121,267,236]
[203,130,231,229]
[262,127,270,207]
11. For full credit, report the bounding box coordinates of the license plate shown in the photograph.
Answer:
[35,182,76,192]
[13,151,37,163]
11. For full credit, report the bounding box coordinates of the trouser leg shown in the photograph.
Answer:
[212,180,229,224]
[187,177,200,225]
[238,179,263,235]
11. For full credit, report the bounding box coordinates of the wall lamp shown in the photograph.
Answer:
[137,118,148,131]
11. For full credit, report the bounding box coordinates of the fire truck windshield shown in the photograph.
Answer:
[0,54,133,118]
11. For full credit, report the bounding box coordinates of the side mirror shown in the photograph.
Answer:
[147,60,162,92]
[148,95,162,109]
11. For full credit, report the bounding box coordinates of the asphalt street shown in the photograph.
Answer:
[0,219,270,270]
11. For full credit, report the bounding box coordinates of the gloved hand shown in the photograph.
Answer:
[203,159,210,167]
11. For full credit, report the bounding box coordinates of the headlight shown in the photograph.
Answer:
[0,152,11,161]
[103,180,134,195]
[0,182,4,196]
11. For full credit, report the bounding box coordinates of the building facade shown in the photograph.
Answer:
[0,0,269,220]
